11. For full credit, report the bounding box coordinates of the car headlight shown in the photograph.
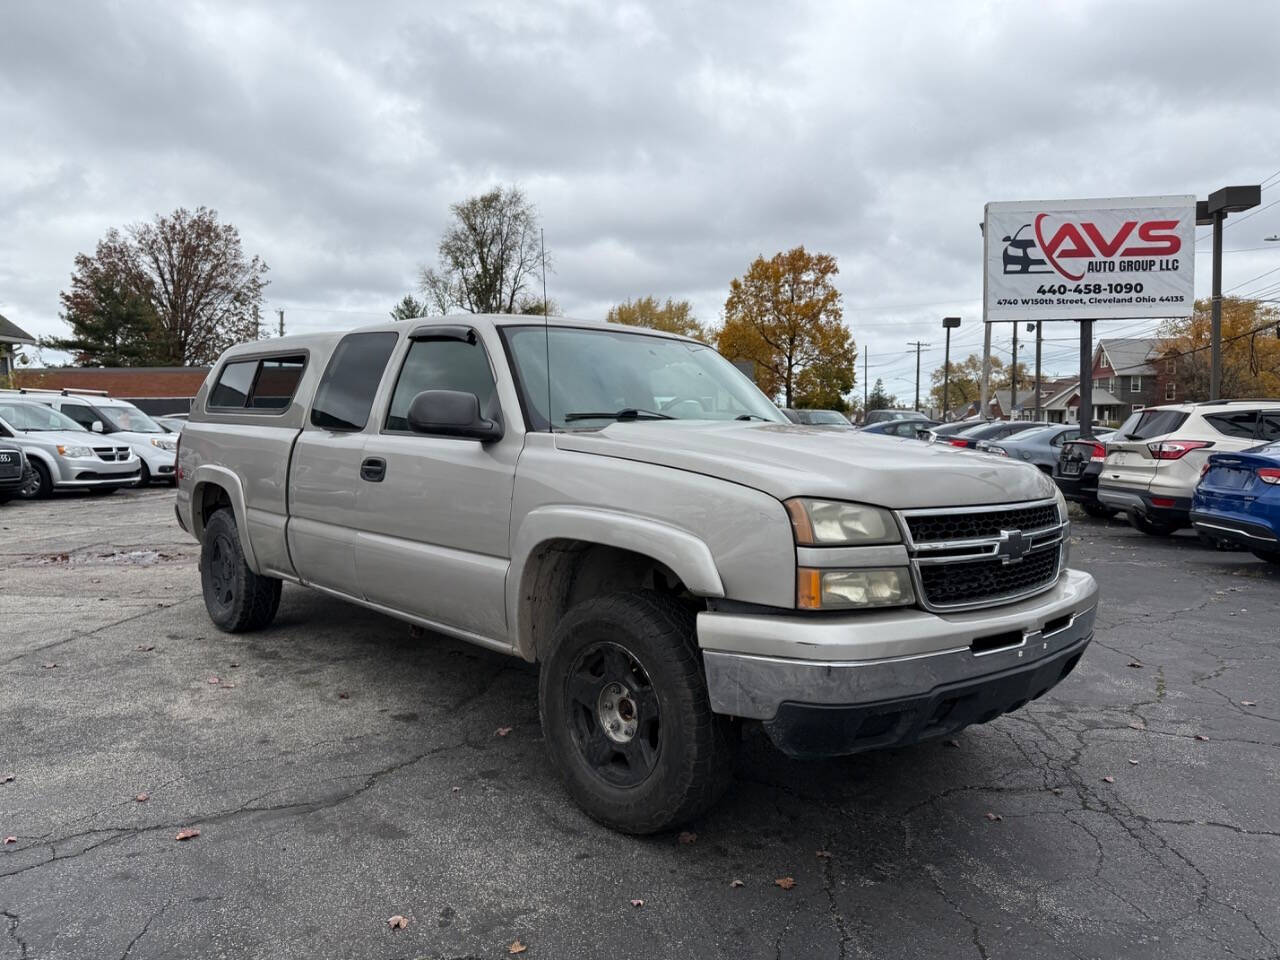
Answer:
[784,498,900,545]
[797,567,915,610]
[150,438,177,452]
[56,444,94,457]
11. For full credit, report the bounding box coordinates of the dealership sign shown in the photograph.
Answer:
[984,196,1196,321]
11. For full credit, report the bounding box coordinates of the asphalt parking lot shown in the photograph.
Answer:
[2,489,1278,960]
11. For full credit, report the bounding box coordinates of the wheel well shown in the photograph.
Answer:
[195,482,233,537]
[519,539,699,661]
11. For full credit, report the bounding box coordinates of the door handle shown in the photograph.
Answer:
[360,457,386,482]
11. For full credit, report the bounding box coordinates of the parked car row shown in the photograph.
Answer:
[0,389,179,501]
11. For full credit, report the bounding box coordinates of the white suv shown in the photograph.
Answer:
[1097,400,1280,535]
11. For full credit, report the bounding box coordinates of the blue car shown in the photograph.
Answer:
[1190,440,1280,564]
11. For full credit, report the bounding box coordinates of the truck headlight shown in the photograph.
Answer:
[150,438,177,452]
[797,567,914,610]
[784,498,900,545]
[56,444,94,458]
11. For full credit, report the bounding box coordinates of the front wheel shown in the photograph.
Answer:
[138,461,152,487]
[1129,511,1179,537]
[200,507,282,632]
[19,461,51,500]
[538,592,735,834]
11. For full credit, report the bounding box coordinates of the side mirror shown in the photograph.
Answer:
[91,421,104,433]
[406,390,503,442]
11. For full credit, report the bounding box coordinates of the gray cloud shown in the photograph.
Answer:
[2,0,1278,393]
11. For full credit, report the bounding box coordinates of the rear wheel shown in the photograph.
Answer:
[1082,502,1116,519]
[538,591,735,834]
[19,461,51,500]
[1251,549,1280,566]
[138,461,152,487]
[200,507,282,632]
[1129,511,1179,537]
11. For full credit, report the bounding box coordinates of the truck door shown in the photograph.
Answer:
[288,331,399,595]
[354,325,518,642]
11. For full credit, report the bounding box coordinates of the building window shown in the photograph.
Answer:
[1166,357,1176,374]
[1166,382,1176,400]
[1130,376,1142,393]
[1132,404,1145,411]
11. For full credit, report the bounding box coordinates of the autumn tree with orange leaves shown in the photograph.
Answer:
[715,247,856,411]
[1158,298,1280,401]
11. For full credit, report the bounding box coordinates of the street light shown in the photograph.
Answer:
[1203,185,1262,399]
[941,316,961,420]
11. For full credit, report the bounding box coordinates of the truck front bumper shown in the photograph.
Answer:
[698,569,1097,757]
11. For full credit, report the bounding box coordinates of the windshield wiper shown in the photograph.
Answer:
[563,408,674,422]
[734,414,770,421]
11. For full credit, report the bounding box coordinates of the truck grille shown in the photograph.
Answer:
[901,500,1065,611]
[905,503,1059,543]
[94,446,131,462]
[917,544,1060,608]
[0,451,20,479]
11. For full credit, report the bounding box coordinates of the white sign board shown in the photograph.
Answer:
[984,196,1196,321]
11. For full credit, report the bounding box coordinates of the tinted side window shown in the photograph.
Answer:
[1259,412,1280,441]
[311,333,398,431]
[1204,411,1258,439]
[250,357,306,409]
[60,403,98,428]
[1121,409,1188,440]
[210,360,258,408]
[386,337,497,432]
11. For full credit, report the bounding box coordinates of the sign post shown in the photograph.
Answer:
[983,195,1196,438]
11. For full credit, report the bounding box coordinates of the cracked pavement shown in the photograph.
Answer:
[1,489,1278,959]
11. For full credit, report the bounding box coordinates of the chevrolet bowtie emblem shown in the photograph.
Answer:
[996,529,1030,564]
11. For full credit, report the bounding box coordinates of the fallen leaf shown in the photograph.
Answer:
[984,812,1003,822]
[42,662,57,670]
[1101,776,1115,784]
[229,662,239,668]
[629,899,644,908]
[1128,721,1145,730]
[338,692,350,700]
[451,786,461,793]
[387,915,409,930]
[221,683,235,690]
[135,792,149,802]
[175,828,200,841]
[496,726,513,737]
[1195,734,1210,742]
[729,879,745,888]
[3,837,15,845]
[206,677,219,685]
[1,773,13,784]
[509,940,528,955]
[815,850,832,859]
[1128,759,1139,765]
[774,877,796,890]
[677,831,697,845]
[1127,661,1143,668]
[136,645,154,652]
[1241,700,1256,707]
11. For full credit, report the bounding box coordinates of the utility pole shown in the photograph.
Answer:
[1034,321,1043,422]
[277,309,285,337]
[979,323,992,420]
[1010,324,1018,419]
[908,340,930,412]
[863,347,868,413]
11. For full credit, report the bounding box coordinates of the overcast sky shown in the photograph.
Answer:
[3,0,1279,397]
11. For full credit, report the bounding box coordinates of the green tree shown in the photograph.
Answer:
[420,185,545,315]
[390,294,426,321]
[607,296,705,339]
[866,378,897,412]
[44,236,161,365]
[715,247,856,408]
[928,353,1005,412]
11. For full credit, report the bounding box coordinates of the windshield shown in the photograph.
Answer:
[501,325,788,429]
[100,404,164,433]
[0,402,88,432]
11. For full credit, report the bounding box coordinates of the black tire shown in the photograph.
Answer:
[0,492,13,505]
[1129,511,1179,537]
[88,486,118,496]
[1251,549,1280,565]
[538,591,735,834]
[200,507,282,632]
[1082,502,1116,519]
[20,461,51,500]
[138,461,152,487]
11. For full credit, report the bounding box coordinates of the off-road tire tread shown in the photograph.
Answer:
[202,508,282,633]
[539,590,734,834]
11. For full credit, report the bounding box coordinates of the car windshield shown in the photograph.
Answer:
[955,421,997,437]
[0,402,87,432]
[501,325,788,429]
[100,405,164,433]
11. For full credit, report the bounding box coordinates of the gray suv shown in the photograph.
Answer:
[177,316,1098,832]
[0,399,141,498]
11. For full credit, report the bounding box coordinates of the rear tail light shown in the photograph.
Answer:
[1259,468,1280,485]
[1150,496,1176,508]
[1147,440,1211,460]
[948,439,968,447]
[1089,443,1107,463]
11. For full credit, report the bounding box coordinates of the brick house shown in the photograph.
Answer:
[1039,338,1178,426]
[12,367,211,415]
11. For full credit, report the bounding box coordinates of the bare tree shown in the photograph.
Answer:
[419,186,545,315]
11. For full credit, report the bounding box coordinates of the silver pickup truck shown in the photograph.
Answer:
[176,315,1098,833]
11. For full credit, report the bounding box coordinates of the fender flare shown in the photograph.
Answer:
[21,447,59,483]
[507,505,725,660]
[191,465,260,573]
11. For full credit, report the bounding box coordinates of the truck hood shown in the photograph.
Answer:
[554,421,1056,508]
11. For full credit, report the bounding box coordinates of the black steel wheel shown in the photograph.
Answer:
[200,507,282,632]
[539,591,735,834]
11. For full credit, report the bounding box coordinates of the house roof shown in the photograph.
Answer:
[1045,382,1124,409]
[0,314,36,346]
[1097,338,1169,376]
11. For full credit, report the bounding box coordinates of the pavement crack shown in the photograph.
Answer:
[120,902,168,960]
[2,911,28,960]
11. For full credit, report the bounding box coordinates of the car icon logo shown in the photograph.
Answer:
[1001,224,1052,275]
